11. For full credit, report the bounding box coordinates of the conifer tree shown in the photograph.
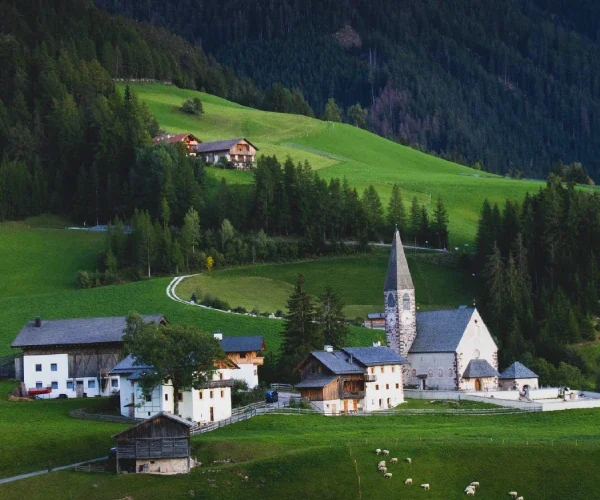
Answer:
[387,184,406,233]
[317,286,349,348]
[431,196,449,248]
[409,196,420,241]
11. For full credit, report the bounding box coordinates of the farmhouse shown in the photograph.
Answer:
[113,412,193,475]
[384,229,502,391]
[111,353,236,424]
[152,133,201,155]
[196,138,258,169]
[215,332,265,388]
[11,315,165,398]
[295,345,406,414]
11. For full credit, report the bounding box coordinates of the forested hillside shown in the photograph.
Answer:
[97,0,600,180]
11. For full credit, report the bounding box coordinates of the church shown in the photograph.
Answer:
[384,230,500,391]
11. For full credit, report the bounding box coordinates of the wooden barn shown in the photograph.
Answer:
[152,133,201,155]
[113,412,194,474]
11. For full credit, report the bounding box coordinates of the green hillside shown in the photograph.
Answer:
[127,82,546,244]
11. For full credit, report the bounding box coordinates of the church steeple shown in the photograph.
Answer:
[384,229,417,358]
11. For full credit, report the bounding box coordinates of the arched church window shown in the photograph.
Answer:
[473,349,480,359]
[403,293,410,310]
[448,368,454,378]
[438,368,444,377]
[427,368,433,378]
[387,293,396,308]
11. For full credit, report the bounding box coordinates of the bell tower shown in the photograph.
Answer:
[384,229,416,358]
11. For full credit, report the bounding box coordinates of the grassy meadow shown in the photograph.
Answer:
[125,82,549,244]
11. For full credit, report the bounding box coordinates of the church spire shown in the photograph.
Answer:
[384,229,414,292]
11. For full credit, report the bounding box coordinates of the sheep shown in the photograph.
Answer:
[379,467,387,473]
[516,497,524,500]
[390,457,398,464]
[465,486,475,493]
[421,483,430,490]
[508,493,518,499]
[378,460,386,467]
[382,450,390,456]
[470,482,480,488]
[406,457,412,464]
[404,478,412,485]
[466,488,475,496]
[384,473,392,479]
[375,449,382,455]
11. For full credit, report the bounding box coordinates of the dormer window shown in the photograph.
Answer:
[403,293,410,310]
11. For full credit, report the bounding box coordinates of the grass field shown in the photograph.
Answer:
[124,82,551,244]
[2,407,600,498]
[177,251,476,318]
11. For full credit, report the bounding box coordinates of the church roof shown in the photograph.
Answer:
[384,230,414,291]
[409,308,474,353]
[462,359,500,378]
[499,361,538,379]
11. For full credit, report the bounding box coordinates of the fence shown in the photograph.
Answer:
[74,464,107,473]
[270,383,295,391]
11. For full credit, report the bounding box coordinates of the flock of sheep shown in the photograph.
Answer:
[374,448,524,498]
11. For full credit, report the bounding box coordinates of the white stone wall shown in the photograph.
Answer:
[385,289,417,358]
[136,457,189,474]
[364,364,404,410]
[404,352,456,390]
[460,376,498,392]
[499,377,539,391]
[311,399,342,414]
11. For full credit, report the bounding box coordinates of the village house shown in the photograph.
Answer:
[113,412,194,475]
[295,344,406,414]
[196,138,258,169]
[152,133,201,155]
[498,361,539,392]
[214,332,265,388]
[111,353,236,424]
[11,315,165,398]
[363,312,386,330]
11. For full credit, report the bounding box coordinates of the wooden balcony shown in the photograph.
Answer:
[342,390,365,399]
[365,374,377,382]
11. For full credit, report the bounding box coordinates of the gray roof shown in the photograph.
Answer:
[342,347,407,366]
[367,313,385,320]
[112,411,193,438]
[499,361,538,379]
[310,351,364,374]
[12,315,165,348]
[462,359,500,378]
[295,375,338,388]
[111,354,152,375]
[384,230,414,291]
[409,308,475,353]
[196,138,258,153]
[219,335,264,353]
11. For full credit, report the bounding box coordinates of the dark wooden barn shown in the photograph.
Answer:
[113,412,194,474]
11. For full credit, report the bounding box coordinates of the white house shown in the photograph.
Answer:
[498,361,539,392]
[384,229,500,391]
[111,354,235,424]
[295,345,406,414]
[216,333,265,389]
[11,315,165,398]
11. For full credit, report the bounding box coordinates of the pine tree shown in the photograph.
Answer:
[409,196,420,241]
[181,207,200,269]
[132,209,156,278]
[316,286,349,348]
[483,243,504,333]
[387,184,406,233]
[431,196,449,249]
[418,205,430,246]
[361,185,384,240]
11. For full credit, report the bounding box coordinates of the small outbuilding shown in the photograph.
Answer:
[113,412,194,475]
[461,359,500,392]
[498,361,539,392]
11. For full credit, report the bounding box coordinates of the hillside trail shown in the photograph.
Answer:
[0,456,106,485]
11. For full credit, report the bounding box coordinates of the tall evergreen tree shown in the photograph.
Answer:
[316,287,349,348]
[387,184,406,233]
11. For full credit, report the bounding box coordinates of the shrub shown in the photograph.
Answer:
[275,309,284,317]
[251,306,260,316]
[233,306,247,314]
[76,270,92,289]
[181,97,204,115]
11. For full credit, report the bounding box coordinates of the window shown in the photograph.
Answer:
[375,384,379,390]
[88,380,96,389]
[165,394,169,401]
[35,364,42,372]
[199,391,203,399]
[403,293,410,311]
[411,369,416,377]
[240,352,247,359]
[210,391,214,399]
[473,349,480,359]
[395,383,399,389]
[51,363,57,372]
[449,368,454,378]
[51,381,58,389]
[178,393,183,402]
[36,382,43,389]
[145,393,152,402]
[428,369,433,378]
[387,293,396,308]
[392,366,396,373]
[317,365,322,373]
[111,379,118,388]
[67,381,73,390]
[386,384,390,390]
[220,390,224,398]
[439,368,444,378]
[219,372,223,380]
[380,366,385,373]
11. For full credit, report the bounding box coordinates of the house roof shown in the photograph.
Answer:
[111,354,152,375]
[152,133,199,145]
[219,335,265,353]
[309,351,364,374]
[384,230,414,291]
[295,375,338,389]
[462,359,500,378]
[196,138,258,153]
[11,315,165,349]
[367,313,385,320]
[499,361,538,379]
[342,347,407,366]
[112,411,193,438]
[409,308,475,353]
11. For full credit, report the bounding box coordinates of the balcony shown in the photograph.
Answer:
[365,374,377,382]
[342,391,365,399]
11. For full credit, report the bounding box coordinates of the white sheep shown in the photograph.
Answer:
[375,448,382,455]
[465,486,475,493]
[390,457,398,464]
[384,472,392,479]
[378,461,386,467]
[466,488,475,496]
[516,497,524,500]
[379,467,387,473]
[508,493,518,499]
[421,483,430,490]
[406,457,412,464]
[405,478,412,485]
[382,450,390,456]
[470,482,480,488]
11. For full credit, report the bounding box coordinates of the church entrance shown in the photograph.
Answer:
[474,379,482,391]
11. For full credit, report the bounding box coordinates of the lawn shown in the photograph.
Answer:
[176,250,476,319]
[125,82,552,244]
[2,409,600,498]
[397,398,501,410]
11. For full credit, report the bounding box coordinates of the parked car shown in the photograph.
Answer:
[108,447,117,459]
[265,390,278,403]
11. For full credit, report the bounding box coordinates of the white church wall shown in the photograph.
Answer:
[499,377,539,391]
[405,353,456,390]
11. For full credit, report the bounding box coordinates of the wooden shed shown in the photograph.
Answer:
[113,411,194,474]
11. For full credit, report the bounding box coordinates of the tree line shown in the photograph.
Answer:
[474,176,600,388]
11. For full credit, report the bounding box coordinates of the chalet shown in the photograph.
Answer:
[152,133,201,155]
[113,412,194,474]
[196,138,258,169]
[295,344,406,414]
[215,332,265,388]
[11,315,165,398]
[111,354,236,424]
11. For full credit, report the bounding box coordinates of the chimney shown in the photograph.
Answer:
[34,316,41,328]
[324,345,333,353]
[213,331,223,341]
[372,340,381,347]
